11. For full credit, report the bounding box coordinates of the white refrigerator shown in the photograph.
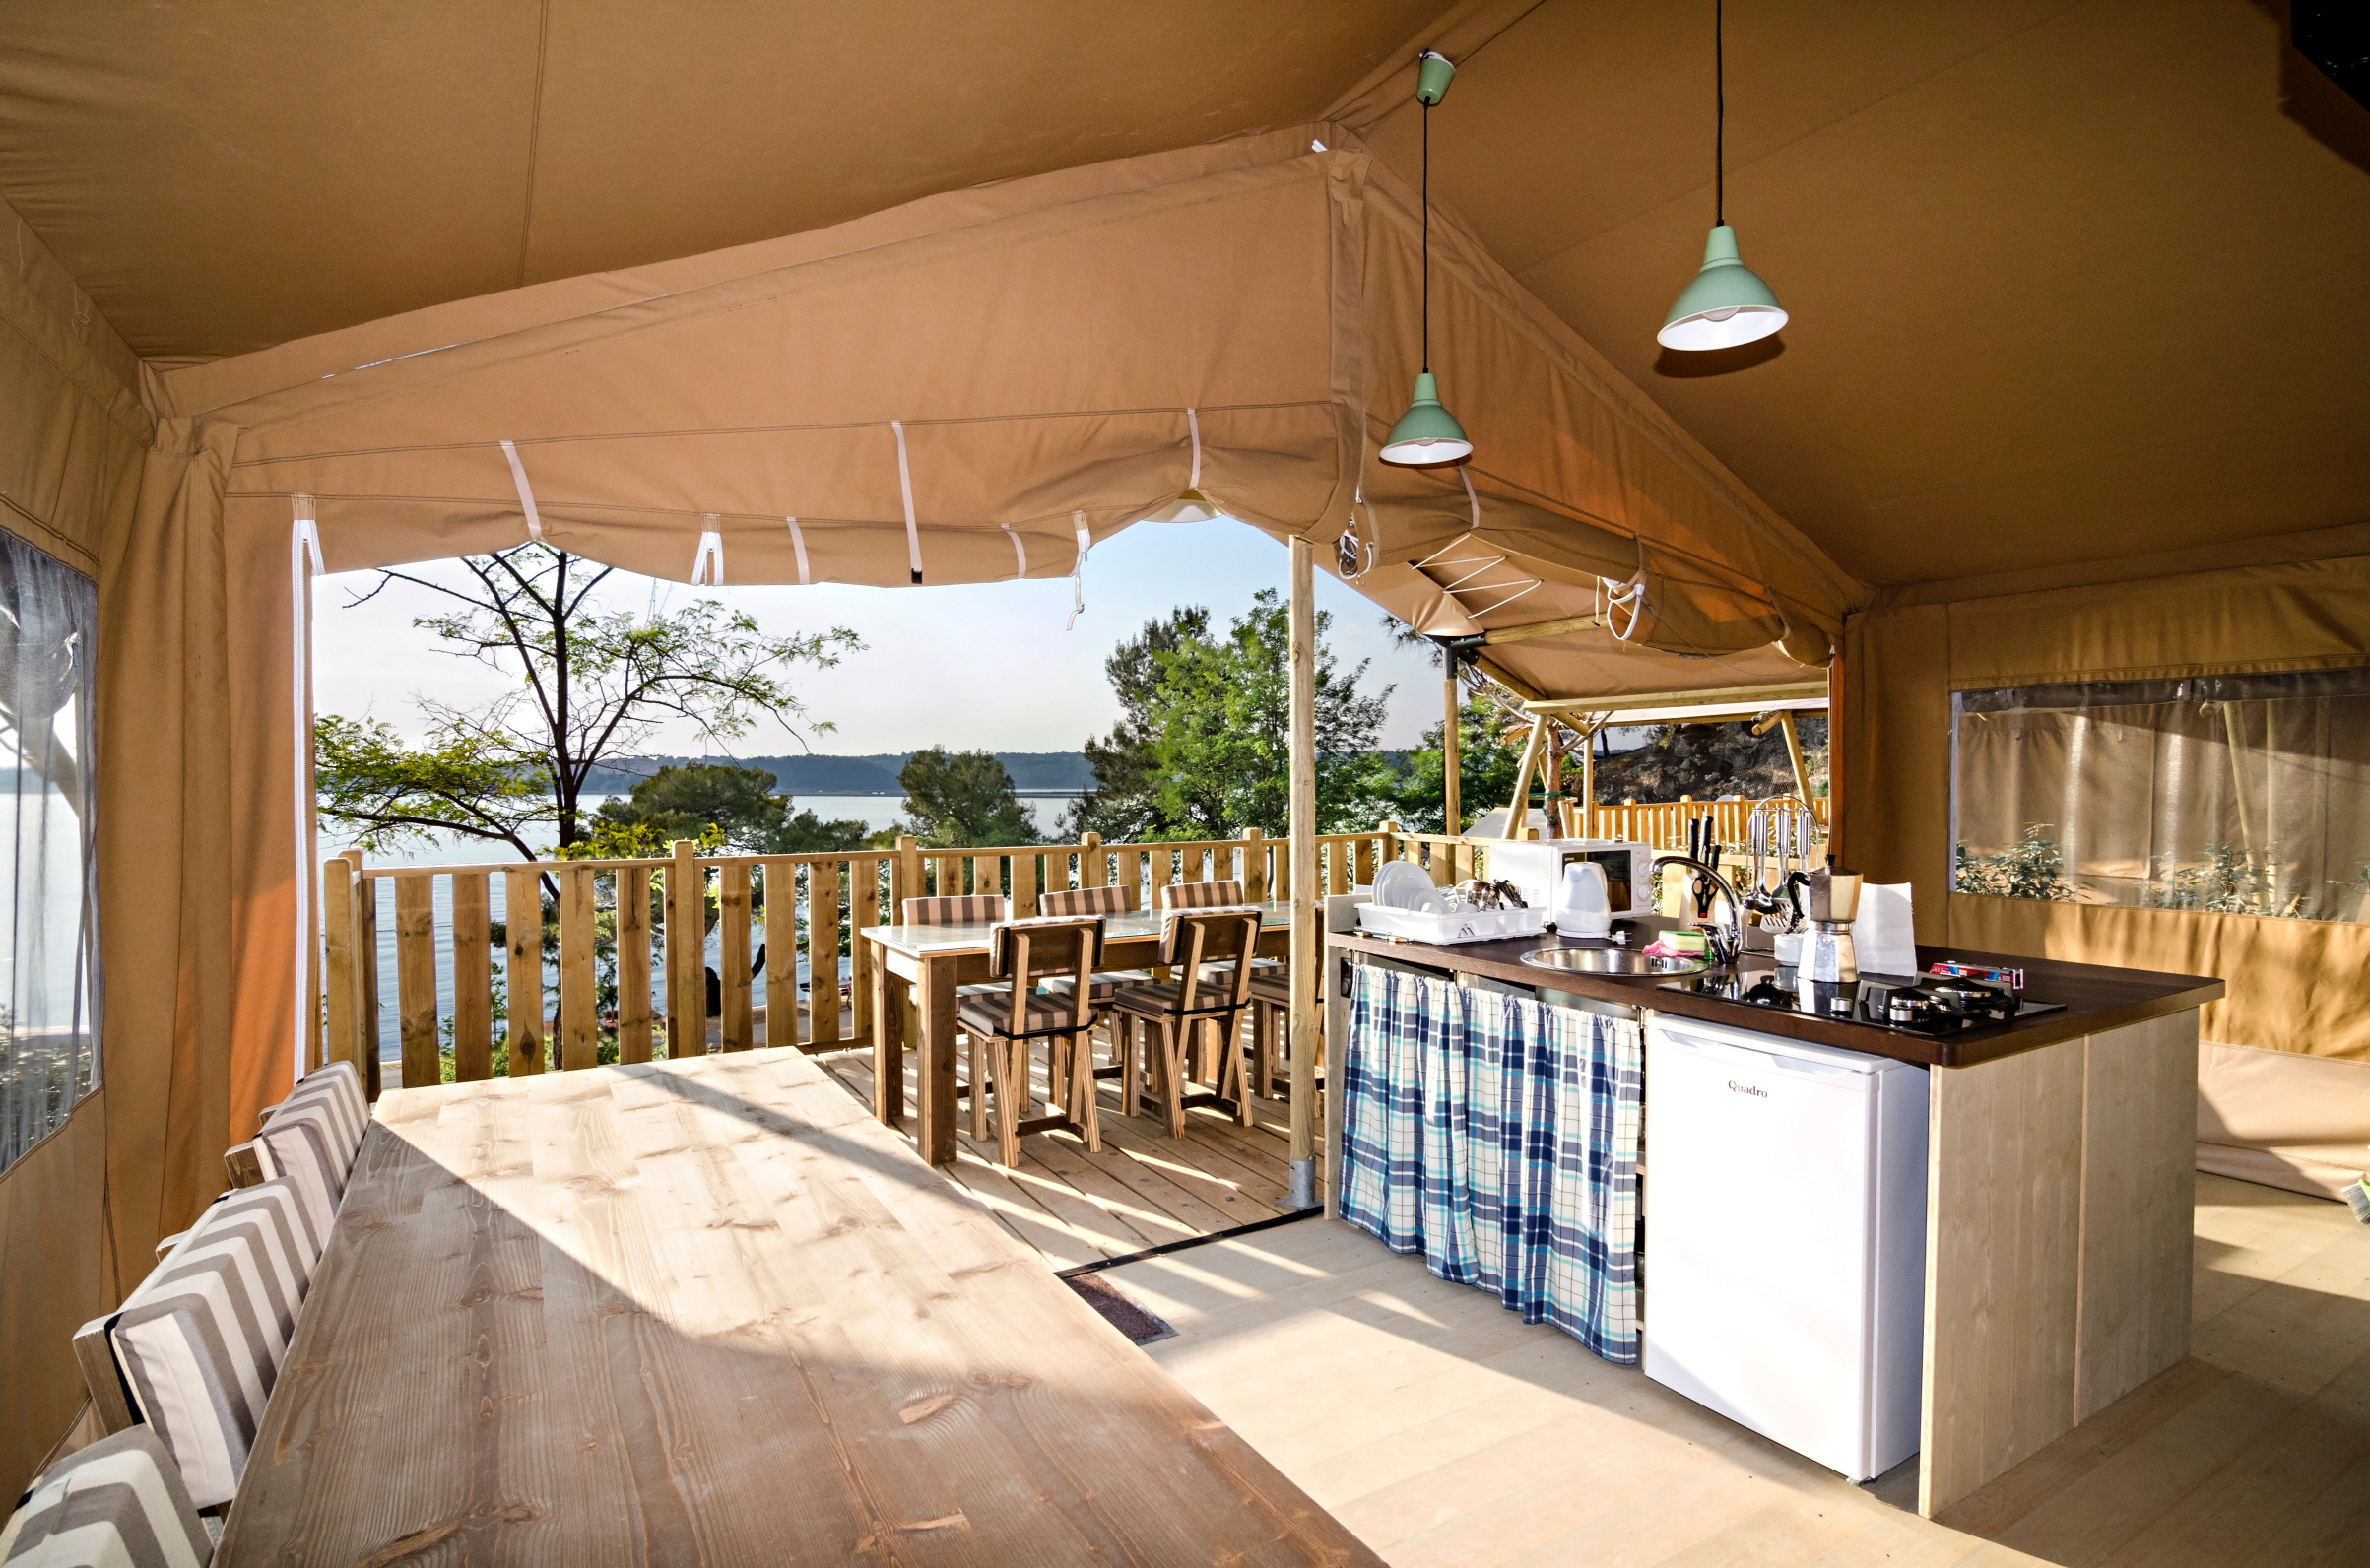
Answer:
[1641,1012,1930,1482]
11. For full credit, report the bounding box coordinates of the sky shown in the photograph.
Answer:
[309,517,1451,758]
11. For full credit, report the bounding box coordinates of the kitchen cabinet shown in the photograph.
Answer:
[1324,927,2219,1517]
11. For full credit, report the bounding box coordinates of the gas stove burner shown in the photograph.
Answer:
[1659,967,2061,1038]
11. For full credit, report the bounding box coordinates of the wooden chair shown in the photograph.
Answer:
[957,915,1105,1167]
[1156,879,1247,911]
[1033,883,1152,1118]
[1247,967,1291,1100]
[1153,880,1277,1079]
[900,893,1008,1137]
[2,1428,215,1567]
[1107,908,1264,1138]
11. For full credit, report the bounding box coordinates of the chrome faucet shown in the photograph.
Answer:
[1653,854,1746,966]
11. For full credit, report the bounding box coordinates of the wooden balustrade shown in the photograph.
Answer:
[319,826,1390,1093]
[1386,795,1829,883]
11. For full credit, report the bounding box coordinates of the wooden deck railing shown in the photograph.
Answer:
[319,799,1823,1095]
[319,827,1391,1095]
[1387,795,1829,884]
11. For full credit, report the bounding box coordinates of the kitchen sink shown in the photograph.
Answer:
[1520,947,1711,977]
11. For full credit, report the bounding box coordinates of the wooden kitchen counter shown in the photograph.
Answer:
[1323,924,2220,1521]
[1325,926,2222,1068]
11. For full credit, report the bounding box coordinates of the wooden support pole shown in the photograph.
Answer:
[345,850,380,1099]
[1779,710,1811,805]
[1287,536,1319,1209]
[1502,717,1547,839]
[718,863,753,1050]
[1442,663,1462,834]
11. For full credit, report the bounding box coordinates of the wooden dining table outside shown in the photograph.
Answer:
[219,1047,1377,1566]
[862,902,1295,1166]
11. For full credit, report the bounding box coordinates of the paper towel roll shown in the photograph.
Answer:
[1857,882,1919,979]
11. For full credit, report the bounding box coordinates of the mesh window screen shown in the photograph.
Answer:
[1951,666,2370,924]
[0,530,99,1174]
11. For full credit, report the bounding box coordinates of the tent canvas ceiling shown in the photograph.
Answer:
[4,0,2364,601]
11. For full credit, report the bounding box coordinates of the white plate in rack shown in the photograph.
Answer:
[1372,861,1442,910]
[1356,903,1547,945]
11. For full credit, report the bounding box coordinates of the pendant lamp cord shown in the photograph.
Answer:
[1714,0,1725,227]
[1421,92,1432,374]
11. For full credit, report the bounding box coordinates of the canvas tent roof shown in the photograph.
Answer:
[129,120,1852,693]
[4,0,2363,607]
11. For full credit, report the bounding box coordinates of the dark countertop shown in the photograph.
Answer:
[1327,924,2223,1069]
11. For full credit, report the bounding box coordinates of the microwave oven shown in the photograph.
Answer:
[1486,839,1658,922]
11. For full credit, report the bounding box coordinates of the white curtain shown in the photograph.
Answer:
[0,529,99,1173]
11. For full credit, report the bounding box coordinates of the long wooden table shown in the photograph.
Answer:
[863,903,1293,1165]
[222,1048,1378,1565]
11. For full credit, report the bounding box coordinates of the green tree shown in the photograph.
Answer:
[1144,589,1391,838]
[894,747,1040,847]
[1064,607,1211,841]
[315,545,860,857]
[1365,697,1531,834]
[592,762,870,854]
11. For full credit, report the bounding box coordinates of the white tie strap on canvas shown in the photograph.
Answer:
[1002,525,1027,578]
[1067,509,1092,630]
[498,440,545,541]
[691,518,725,586]
[890,419,922,584]
[289,496,324,1086]
[1461,465,1481,531]
[1186,407,1202,490]
[785,516,811,585]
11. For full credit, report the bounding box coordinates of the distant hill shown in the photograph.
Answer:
[581,751,1093,797]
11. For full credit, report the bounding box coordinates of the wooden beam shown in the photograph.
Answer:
[1286,538,1319,1209]
[1470,653,1545,702]
[1442,666,1462,834]
[1778,711,1811,803]
[1502,717,1547,840]
[1480,612,1607,646]
[1524,681,1828,715]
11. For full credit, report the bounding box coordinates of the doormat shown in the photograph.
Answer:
[1064,1273,1176,1345]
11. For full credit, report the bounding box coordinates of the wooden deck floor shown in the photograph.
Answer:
[817,1042,1317,1271]
[1094,1171,2370,1567]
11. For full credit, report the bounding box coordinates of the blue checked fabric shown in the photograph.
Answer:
[1339,964,1644,1363]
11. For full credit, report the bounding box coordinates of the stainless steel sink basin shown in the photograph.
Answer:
[1520,947,1711,977]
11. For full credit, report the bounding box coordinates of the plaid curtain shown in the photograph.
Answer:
[1339,964,1644,1363]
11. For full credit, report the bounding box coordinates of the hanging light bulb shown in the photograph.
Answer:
[1659,0,1788,351]
[1381,50,1473,467]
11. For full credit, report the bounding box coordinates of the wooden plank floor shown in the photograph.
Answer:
[1094,1172,2370,1567]
[819,1040,1318,1270]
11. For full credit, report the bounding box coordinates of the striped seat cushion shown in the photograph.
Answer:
[252,1098,349,1245]
[280,1060,367,1152]
[103,1180,311,1508]
[1158,880,1245,910]
[901,894,1008,926]
[1038,884,1135,917]
[0,1427,212,1568]
[956,993,1093,1040]
[1107,979,1250,1018]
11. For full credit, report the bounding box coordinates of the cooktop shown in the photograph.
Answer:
[1658,967,2067,1040]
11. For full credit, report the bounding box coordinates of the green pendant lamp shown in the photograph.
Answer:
[1659,0,1788,351]
[1381,50,1473,467]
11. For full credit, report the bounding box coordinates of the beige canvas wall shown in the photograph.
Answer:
[1841,545,2370,1060]
[0,195,146,1497]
